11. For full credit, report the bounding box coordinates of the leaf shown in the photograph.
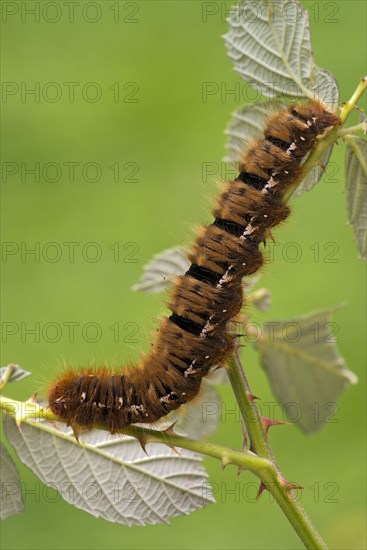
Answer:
[132,246,190,294]
[0,364,31,386]
[243,273,262,292]
[358,109,366,131]
[224,0,339,108]
[176,385,222,440]
[159,383,222,441]
[293,145,334,196]
[309,65,339,110]
[134,245,266,299]
[225,100,335,196]
[248,288,272,312]
[206,366,229,386]
[345,137,367,259]
[224,101,288,166]
[4,416,214,525]
[253,308,358,432]
[0,442,24,520]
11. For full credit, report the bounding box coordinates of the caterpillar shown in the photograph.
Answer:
[48,100,340,434]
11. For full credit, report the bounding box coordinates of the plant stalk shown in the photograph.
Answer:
[1,385,327,549]
[339,76,367,123]
[283,76,367,202]
[0,394,269,476]
[216,78,367,549]
[226,351,273,460]
[225,352,327,549]
[3,79,366,550]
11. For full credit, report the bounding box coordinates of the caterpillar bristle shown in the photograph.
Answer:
[48,101,341,434]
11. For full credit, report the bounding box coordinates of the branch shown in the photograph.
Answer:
[0,393,268,478]
[338,122,366,137]
[339,76,367,123]
[4,80,366,549]
[226,352,327,550]
[283,77,367,202]
[1,388,325,549]
[226,351,274,460]
[219,78,367,549]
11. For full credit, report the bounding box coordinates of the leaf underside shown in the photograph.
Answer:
[345,137,367,259]
[4,416,214,525]
[0,442,24,520]
[0,364,31,386]
[223,0,338,196]
[225,101,335,196]
[224,0,339,107]
[132,246,190,294]
[254,308,357,432]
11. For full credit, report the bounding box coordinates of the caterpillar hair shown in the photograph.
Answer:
[48,100,341,433]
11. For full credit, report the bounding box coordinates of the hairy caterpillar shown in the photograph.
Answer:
[48,101,340,433]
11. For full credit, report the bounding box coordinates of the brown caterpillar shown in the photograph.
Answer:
[48,100,340,433]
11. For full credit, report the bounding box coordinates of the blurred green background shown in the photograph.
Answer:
[1,1,366,549]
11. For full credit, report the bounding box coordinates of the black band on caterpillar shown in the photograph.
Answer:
[48,101,341,433]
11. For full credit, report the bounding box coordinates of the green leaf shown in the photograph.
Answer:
[162,383,222,441]
[224,101,288,166]
[358,109,367,127]
[0,442,24,520]
[225,100,335,196]
[0,364,31,387]
[345,137,367,259]
[4,416,214,525]
[133,245,265,299]
[248,288,272,312]
[253,308,358,432]
[132,246,190,294]
[224,0,339,108]
[293,146,334,196]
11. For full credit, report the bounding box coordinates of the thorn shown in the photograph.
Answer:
[317,159,326,171]
[169,445,181,456]
[72,428,81,444]
[256,482,267,500]
[241,421,248,450]
[26,390,41,404]
[135,435,149,455]
[162,420,179,437]
[261,416,289,433]
[69,423,83,444]
[279,476,304,496]
[221,456,231,471]
[287,482,304,492]
[246,391,259,403]
[159,421,181,455]
[237,465,247,477]
[139,442,148,456]
[15,416,24,433]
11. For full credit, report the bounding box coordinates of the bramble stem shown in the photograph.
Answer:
[283,76,367,202]
[226,351,273,460]
[3,78,365,550]
[0,394,269,476]
[338,122,366,137]
[0,364,15,391]
[344,135,367,174]
[226,352,327,550]
[339,76,367,123]
[1,379,327,549]
[216,77,367,549]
